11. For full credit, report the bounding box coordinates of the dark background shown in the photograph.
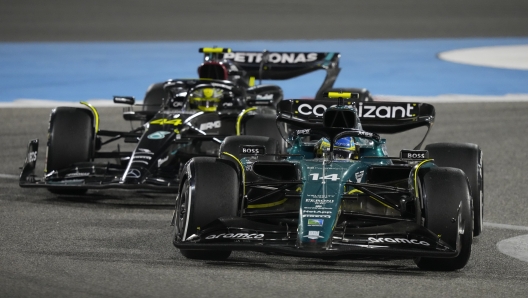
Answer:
[2,0,528,41]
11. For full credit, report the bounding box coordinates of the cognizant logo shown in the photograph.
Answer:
[296,103,416,118]
[297,104,331,116]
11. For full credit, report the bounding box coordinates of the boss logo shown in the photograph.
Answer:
[400,150,428,159]
[240,145,265,155]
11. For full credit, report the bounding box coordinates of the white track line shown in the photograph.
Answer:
[484,222,528,231]
[439,45,528,70]
[497,235,528,263]
[0,174,19,179]
[2,95,528,108]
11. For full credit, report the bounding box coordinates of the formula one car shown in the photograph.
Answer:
[171,92,484,271]
[142,47,372,118]
[19,48,355,194]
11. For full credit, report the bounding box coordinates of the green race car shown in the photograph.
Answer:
[172,92,483,271]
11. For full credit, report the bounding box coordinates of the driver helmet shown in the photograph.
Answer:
[189,87,223,112]
[315,136,356,159]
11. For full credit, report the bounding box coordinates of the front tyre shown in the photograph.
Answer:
[173,157,239,260]
[46,107,94,195]
[414,167,473,271]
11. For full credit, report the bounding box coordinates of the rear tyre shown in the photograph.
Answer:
[425,143,484,236]
[142,83,166,122]
[46,107,94,195]
[173,157,239,260]
[414,167,473,271]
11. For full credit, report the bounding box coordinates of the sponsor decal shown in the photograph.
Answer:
[307,219,324,226]
[199,120,221,131]
[295,102,417,119]
[158,156,169,167]
[295,129,311,136]
[306,198,334,204]
[297,103,328,117]
[137,148,154,154]
[400,150,428,159]
[304,210,332,214]
[126,169,141,178]
[223,52,318,64]
[65,172,90,178]
[358,103,416,119]
[240,145,265,155]
[147,131,171,140]
[205,233,264,240]
[303,214,331,218]
[256,94,274,100]
[368,237,431,246]
[357,131,374,138]
[27,151,37,163]
[172,101,184,108]
[304,230,323,239]
[355,170,364,183]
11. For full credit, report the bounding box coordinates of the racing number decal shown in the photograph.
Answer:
[150,118,182,126]
[309,173,339,181]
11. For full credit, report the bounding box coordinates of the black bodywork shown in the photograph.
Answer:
[19,49,346,192]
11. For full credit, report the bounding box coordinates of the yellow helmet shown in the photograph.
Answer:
[189,87,223,112]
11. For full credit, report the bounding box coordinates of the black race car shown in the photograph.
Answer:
[142,47,372,117]
[19,48,356,194]
[171,92,484,271]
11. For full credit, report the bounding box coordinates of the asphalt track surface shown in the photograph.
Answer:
[1,1,528,297]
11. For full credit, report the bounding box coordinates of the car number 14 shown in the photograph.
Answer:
[309,173,339,181]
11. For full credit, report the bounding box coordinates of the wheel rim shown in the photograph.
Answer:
[175,181,190,242]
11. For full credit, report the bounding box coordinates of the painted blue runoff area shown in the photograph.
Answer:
[1,38,527,102]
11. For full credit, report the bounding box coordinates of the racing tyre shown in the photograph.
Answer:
[173,157,239,260]
[142,83,166,122]
[425,143,484,236]
[241,114,286,153]
[46,107,94,195]
[414,167,473,271]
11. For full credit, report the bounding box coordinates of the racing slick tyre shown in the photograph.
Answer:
[46,107,94,195]
[414,167,473,271]
[425,143,484,236]
[142,83,165,122]
[173,157,239,260]
[241,113,286,153]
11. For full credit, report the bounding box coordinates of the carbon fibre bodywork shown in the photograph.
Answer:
[173,99,475,260]
[19,49,348,192]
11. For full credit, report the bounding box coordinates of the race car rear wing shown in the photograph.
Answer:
[203,49,341,98]
[277,99,436,149]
